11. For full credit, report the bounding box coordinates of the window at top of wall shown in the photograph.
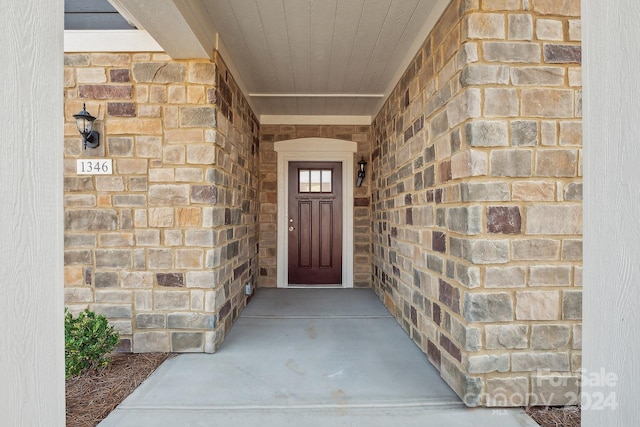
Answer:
[64,0,136,30]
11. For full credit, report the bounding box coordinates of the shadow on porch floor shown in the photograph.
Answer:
[99,288,538,426]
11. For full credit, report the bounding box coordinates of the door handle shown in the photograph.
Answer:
[288,226,295,232]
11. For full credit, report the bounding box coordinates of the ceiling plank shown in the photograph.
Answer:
[326,0,366,93]
[309,0,338,93]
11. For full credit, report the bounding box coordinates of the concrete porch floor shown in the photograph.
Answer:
[99,289,538,426]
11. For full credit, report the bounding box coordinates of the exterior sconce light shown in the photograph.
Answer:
[356,157,367,187]
[73,103,100,149]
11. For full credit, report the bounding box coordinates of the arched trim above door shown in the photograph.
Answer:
[274,138,357,288]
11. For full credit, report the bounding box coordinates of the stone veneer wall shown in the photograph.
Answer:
[258,126,372,288]
[63,51,259,353]
[371,0,582,406]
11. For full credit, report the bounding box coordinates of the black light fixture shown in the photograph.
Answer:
[73,103,100,149]
[356,157,367,187]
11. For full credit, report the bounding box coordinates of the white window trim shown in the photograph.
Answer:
[274,138,357,289]
[64,30,163,52]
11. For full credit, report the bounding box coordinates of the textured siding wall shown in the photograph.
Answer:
[63,51,259,353]
[371,0,582,406]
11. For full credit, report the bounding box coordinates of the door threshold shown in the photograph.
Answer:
[285,285,344,289]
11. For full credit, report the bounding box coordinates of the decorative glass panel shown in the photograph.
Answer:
[321,170,332,192]
[299,170,310,192]
[299,169,332,193]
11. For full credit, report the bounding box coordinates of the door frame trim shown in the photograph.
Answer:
[274,138,357,288]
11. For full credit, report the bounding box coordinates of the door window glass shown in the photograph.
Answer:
[299,169,332,193]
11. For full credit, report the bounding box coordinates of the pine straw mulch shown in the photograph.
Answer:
[66,352,172,427]
[66,352,580,427]
[525,405,581,427]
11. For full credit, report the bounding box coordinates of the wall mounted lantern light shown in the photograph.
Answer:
[356,157,367,187]
[73,103,100,149]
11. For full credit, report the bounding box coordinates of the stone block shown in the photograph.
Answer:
[180,107,216,128]
[176,168,204,182]
[483,42,540,62]
[171,332,204,352]
[148,248,173,269]
[98,233,134,247]
[136,313,166,329]
[116,159,148,174]
[530,265,572,286]
[177,208,202,227]
[446,88,481,127]
[167,313,216,329]
[187,145,216,164]
[463,292,513,322]
[114,195,147,207]
[531,0,580,16]
[149,207,174,228]
[94,290,132,304]
[490,150,532,177]
[133,331,170,353]
[135,290,153,310]
[78,84,132,99]
[186,271,217,288]
[95,250,131,269]
[522,89,574,118]
[189,62,215,84]
[463,13,505,39]
[156,273,184,287]
[176,249,204,269]
[512,351,570,372]
[511,66,565,86]
[65,177,94,192]
[92,304,132,319]
[451,150,488,178]
[460,65,509,86]
[110,69,130,83]
[122,272,153,288]
[132,62,186,83]
[536,19,564,41]
[64,195,96,207]
[559,121,582,146]
[531,324,571,350]
[544,44,581,64]
[511,121,538,146]
[486,324,528,349]
[487,206,521,234]
[512,238,560,260]
[107,137,134,156]
[185,230,215,247]
[168,86,186,104]
[455,264,481,289]
[64,250,91,265]
[441,356,483,407]
[562,290,582,319]
[460,183,509,202]
[64,53,90,67]
[481,0,520,10]
[569,20,581,41]
[65,210,117,231]
[536,149,577,177]
[107,102,135,117]
[163,145,185,164]
[135,229,160,246]
[447,206,482,235]
[149,185,190,206]
[516,291,560,320]
[562,239,582,260]
[191,185,218,204]
[573,324,582,349]
[485,266,526,288]
[466,121,508,147]
[485,377,530,406]
[508,14,533,40]
[91,53,131,66]
[466,354,510,374]
[525,205,582,234]
[94,272,119,288]
[154,290,190,310]
[484,88,518,117]
[531,376,580,406]
[512,181,555,201]
[64,287,94,304]
[136,136,162,158]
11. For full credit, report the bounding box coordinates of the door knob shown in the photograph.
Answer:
[288,226,294,232]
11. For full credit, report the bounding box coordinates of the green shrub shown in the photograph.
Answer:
[65,308,120,378]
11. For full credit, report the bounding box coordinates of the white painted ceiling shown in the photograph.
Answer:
[111,0,449,120]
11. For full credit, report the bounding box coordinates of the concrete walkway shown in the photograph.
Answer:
[100,289,538,426]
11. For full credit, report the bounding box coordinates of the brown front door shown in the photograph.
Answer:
[288,162,343,285]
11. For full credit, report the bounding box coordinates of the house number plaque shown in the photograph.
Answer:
[76,159,113,175]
